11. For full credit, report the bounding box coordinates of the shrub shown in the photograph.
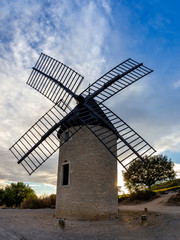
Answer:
[130,190,157,201]
[0,188,5,206]
[20,194,56,209]
[118,194,130,202]
[2,182,37,207]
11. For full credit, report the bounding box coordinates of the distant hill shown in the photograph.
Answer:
[119,179,180,203]
[151,178,180,192]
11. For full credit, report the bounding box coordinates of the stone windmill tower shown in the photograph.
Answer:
[10,53,156,220]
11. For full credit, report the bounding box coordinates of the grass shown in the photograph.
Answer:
[151,179,180,190]
[153,185,180,193]
[119,178,180,203]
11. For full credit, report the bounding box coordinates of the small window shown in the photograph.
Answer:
[62,163,69,186]
[65,131,69,142]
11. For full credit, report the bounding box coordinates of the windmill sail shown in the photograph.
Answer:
[9,103,82,175]
[81,58,153,104]
[75,101,156,170]
[27,53,84,110]
[10,53,156,175]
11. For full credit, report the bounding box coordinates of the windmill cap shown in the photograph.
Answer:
[57,99,118,137]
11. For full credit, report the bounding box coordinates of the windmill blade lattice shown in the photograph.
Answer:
[9,103,82,175]
[98,103,156,169]
[27,53,84,110]
[81,58,153,104]
[75,101,156,171]
[10,52,156,175]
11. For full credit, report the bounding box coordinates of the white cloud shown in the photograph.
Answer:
[0,0,113,193]
[155,130,180,153]
[0,0,180,195]
[173,80,180,89]
[174,163,180,178]
[98,0,111,16]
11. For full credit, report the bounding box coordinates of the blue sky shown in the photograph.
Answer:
[0,0,180,195]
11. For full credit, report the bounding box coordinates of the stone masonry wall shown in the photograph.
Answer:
[55,126,118,220]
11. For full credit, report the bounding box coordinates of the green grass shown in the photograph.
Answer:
[118,179,180,202]
[118,194,130,200]
[151,178,180,190]
[153,185,180,193]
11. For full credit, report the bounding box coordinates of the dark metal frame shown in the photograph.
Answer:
[27,53,84,110]
[10,102,82,175]
[10,53,156,174]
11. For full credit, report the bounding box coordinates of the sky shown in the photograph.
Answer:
[0,0,180,195]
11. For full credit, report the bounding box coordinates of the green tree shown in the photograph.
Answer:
[0,188,5,206]
[123,154,176,192]
[3,182,37,207]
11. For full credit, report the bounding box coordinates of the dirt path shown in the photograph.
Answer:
[119,192,180,214]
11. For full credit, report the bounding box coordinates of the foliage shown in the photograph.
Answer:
[130,190,157,200]
[153,185,180,193]
[118,193,130,202]
[2,182,37,207]
[118,190,157,203]
[0,182,56,209]
[123,154,176,192]
[151,178,180,190]
[20,194,56,209]
[0,188,5,206]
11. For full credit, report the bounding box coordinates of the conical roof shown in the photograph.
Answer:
[57,99,117,136]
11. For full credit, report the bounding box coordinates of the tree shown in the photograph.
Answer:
[123,154,176,192]
[0,188,5,206]
[3,182,37,207]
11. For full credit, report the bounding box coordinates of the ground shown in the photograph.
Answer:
[0,192,180,240]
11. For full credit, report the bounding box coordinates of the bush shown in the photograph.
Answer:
[130,190,157,201]
[20,194,56,209]
[118,194,130,202]
[118,190,157,203]
[2,182,37,207]
[0,188,5,206]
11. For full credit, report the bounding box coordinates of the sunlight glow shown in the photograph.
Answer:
[117,163,128,194]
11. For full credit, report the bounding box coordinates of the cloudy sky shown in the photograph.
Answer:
[0,0,180,195]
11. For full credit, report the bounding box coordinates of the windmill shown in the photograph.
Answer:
[10,53,156,220]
